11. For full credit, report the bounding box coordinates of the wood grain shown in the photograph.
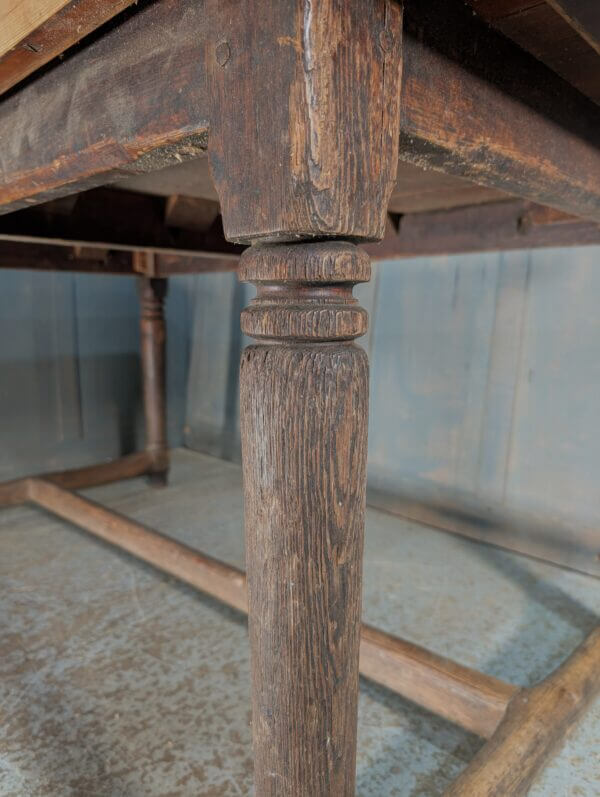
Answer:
[17,471,517,740]
[401,0,600,222]
[0,0,71,58]
[208,0,402,243]
[446,627,600,796]
[240,242,370,794]
[138,275,169,484]
[359,624,517,739]
[0,0,136,96]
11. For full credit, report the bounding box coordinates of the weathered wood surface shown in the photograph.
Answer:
[0,0,136,97]
[240,243,370,795]
[2,198,598,275]
[464,0,600,103]
[446,627,600,796]
[401,0,600,223]
[208,0,402,242]
[548,0,600,54]
[0,0,212,213]
[0,451,154,507]
[364,200,600,260]
[14,470,517,740]
[2,0,600,223]
[27,477,250,614]
[359,623,517,739]
[1,0,72,58]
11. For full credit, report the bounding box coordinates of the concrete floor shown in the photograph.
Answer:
[1,448,599,796]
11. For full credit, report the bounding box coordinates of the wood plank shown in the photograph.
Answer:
[446,627,600,795]
[464,0,600,103]
[1,0,600,222]
[0,0,136,96]
[400,0,600,223]
[116,156,509,215]
[0,0,213,213]
[548,0,600,54]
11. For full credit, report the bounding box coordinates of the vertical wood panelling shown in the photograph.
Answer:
[184,245,600,573]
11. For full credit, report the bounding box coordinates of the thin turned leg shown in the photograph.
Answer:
[239,242,370,795]
[139,276,169,486]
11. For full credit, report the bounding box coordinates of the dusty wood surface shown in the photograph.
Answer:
[359,623,517,739]
[209,0,402,243]
[240,243,370,795]
[364,200,600,261]
[138,276,169,483]
[446,626,600,796]
[0,0,213,213]
[0,236,240,276]
[0,0,136,96]
[2,0,599,224]
[401,0,600,223]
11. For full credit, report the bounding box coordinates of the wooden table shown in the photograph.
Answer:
[1,1,600,794]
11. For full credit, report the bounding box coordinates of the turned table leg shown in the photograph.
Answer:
[206,2,402,790]
[239,242,370,795]
[139,276,169,486]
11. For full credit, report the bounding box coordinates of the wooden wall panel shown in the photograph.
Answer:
[0,271,191,480]
[184,247,600,576]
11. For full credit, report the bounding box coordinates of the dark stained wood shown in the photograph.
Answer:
[0,451,155,507]
[547,0,600,55]
[388,162,508,214]
[239,242,370,795]
[138,274,169,486]
[164,195,220,233]
[17,472,517,738]
[400,0,600,222]
[0,188,240,254]
[0,0,213,214]
[28,477,250,614]
[208,0,403,243]
[117,157,510,217]
[363,200,600,260]
[1,1,600,222]
[12,469,517,739]
[0,237,240,276]
[359,623,517,739]
[0,237,133,273]
[463,0,600,103]
[0,0,137,97]
[446,627,600,796]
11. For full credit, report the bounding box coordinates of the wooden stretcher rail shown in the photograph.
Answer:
[0,452,153,507]
[446,626,600,795]
[21,476,516,739]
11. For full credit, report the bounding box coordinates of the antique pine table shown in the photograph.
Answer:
[1,1,600,794]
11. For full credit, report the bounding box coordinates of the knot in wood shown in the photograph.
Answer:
[239,242,370,342]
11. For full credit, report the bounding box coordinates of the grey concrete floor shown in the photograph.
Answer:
[1,448,599,796]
